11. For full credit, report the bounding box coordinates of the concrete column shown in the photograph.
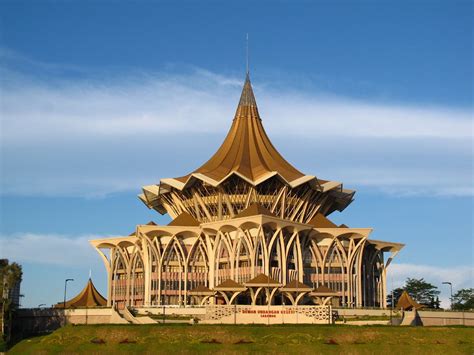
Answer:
[142,238,151,306]
[207,234,216,290]
[356,243,365,307]
[296,233,304,282]
[280,233,287,284]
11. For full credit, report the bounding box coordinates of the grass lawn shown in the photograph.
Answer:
[9,324,474,354]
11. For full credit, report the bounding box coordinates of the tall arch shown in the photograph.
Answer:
[160,236,187,305]
[111,247,129,309]
[234,231,253,283]
[129,249,145,307]
[214,231,234,285]
[187,235,209,304]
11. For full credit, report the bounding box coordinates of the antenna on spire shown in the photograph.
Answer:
[246,33,249,75]
[89,268,92,279]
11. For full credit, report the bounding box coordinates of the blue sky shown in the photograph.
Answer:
[0,1,472,308]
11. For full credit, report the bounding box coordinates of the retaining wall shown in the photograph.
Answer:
[418,311,474,326]
[136,306,206,317]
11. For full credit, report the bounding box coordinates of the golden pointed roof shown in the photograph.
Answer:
[310,285,339,296]
[168,211,200,226]
[214,279,247,291]
[188,284,215,295]
[245,273,281,286]
[161,74,318,190]
[55,278,107,308]
[307,213,338,228]
[234,203,276,219]
[140,74,356,220]
[280,279,312,291]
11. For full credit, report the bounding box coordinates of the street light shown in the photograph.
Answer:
[38,304,46,308]
[63,278,74,309]
[442,282,453,310]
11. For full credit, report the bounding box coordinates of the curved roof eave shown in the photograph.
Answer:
[159,171,330,192]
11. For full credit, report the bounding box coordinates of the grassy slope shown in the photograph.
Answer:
[9,324,474,354]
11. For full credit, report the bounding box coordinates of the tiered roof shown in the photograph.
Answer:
[139,73,354,220]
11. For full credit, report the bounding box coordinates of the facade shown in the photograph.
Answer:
[91,74,403,310]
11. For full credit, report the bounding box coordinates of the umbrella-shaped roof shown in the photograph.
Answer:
[55,278,107,308]
[160,74,320,190]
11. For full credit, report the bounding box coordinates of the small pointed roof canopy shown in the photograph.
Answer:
[280,279,312,292]
[188,284,215,296]
[307,213,338,228]
[310,285,340,296]
[214,279,247,291]
[160,74,322,190]
[55,278,107,308]
[234,203,276,219]
[168,212,200,227]
[245,273,281,287]
[396,290,424,310]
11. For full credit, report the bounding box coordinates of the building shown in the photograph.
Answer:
[91,73,404,310]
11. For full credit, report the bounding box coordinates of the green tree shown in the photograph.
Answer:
[404,278,440,306]
[452,288,474,310]
[428,296,441,309]
[1,260,23,344]
[387,287,404,308]
[388,278,440,308]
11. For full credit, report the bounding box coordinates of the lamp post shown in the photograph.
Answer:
[38,304,46,308]
[63,278,74,309]
[442,282,453,310]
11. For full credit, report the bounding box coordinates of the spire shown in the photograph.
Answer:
[237,73,258,109]
[237,34,257,110]
[246,33,249,75]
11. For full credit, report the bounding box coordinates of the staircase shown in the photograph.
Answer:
[400,309,423,326]
[117,306,157,324]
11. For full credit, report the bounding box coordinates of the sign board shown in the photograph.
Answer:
[203,305,332,324]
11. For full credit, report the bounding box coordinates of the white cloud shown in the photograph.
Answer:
[1,67,472,197]
[1,69,471,142]
[388,262,473,308]
[0,233,105,266]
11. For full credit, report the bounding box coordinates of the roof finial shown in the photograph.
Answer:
[246,33,249,76]
[89,268,92,279]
